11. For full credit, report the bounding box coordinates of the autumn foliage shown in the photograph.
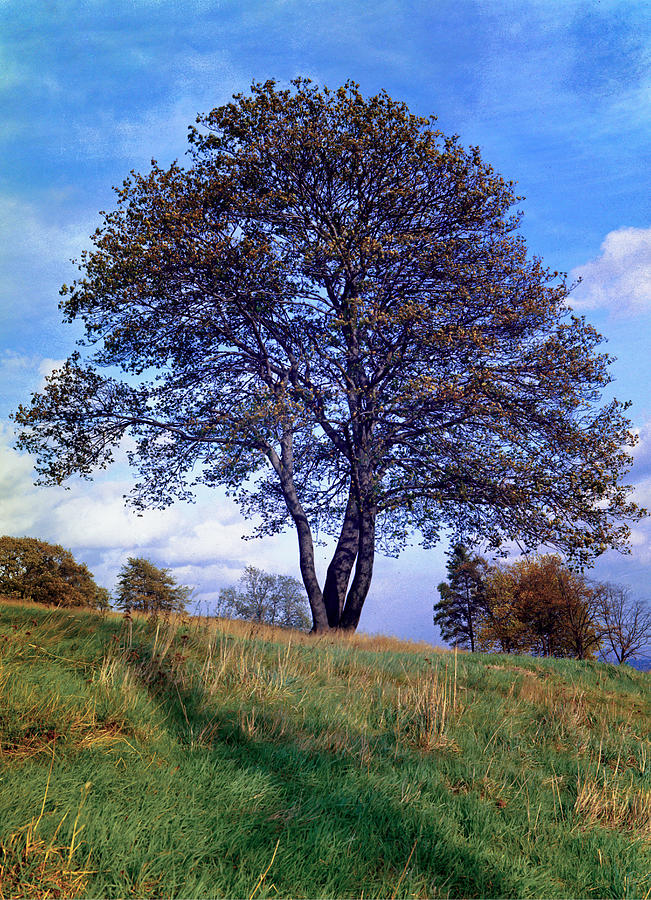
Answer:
[479,555,602,659]
[435,549,650,663]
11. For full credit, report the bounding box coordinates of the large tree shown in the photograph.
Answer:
[14,80,641,632]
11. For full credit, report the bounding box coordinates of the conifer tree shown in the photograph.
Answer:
[434,545,487,651]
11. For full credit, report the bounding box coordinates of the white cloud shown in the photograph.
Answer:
[568,226,651,315]
[627,422,651,479]
[0,351,66,420]
[599,422,651,567]
[0,195,93,275]
[0,193,98,346]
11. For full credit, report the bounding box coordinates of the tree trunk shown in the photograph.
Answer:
[465,581,475,652]
[268,442,330,632]
[322,490,359,627]
[292,506,330,632]
[339,502,376,630]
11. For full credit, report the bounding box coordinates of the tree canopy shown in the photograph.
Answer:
[14,79,642,632]
[479,554,603,659]
[0,535,108,608]
[115,557,190,614]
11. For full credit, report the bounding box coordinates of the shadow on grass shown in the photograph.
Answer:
[116,637,603,900]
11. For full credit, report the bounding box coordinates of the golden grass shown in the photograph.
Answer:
[575,771,651,839]
[0,756,93,900]
[393,652,462,752]
[0,653,150,763]
[0,595,450,658]
[170,611,449,657]
[0,819,93,899]
[242,618,443,656]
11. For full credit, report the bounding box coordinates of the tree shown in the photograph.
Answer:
[115,557,190,614]
[433,544,487,651]
[0,535,107,608]
[480,555,602,659]
[14,79,642,633]
[597,584,651,665]
[557,573,603,661]
[477,563,530,654]
[218,566,311,629]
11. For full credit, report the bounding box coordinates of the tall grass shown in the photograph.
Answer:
[0,600,649,898]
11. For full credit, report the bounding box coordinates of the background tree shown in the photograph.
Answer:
[433,544,487,651]
[558,573,603,661]
[477,565,529,654]
[0,535,107,608]
[218,566,311,630]
[15,79,642,633]
[480,555,602,659]
[115,557,190,614]
[596,585,651,665]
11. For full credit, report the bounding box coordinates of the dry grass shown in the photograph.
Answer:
[188,613,449,657]
[575,771,651,839]
[393,652,462,752]
[517,675,606,752]
[0,678,142,763]
[0,819,93,899]
[0,757,93,900]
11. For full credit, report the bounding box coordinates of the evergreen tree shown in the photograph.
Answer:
[115,557,190,614]
[434,545,487,652]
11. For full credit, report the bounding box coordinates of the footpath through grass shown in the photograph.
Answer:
[0,600,649,898]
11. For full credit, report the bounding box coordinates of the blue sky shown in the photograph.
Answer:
[1,0,650,642]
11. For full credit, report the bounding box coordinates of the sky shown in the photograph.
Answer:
[0,0,650,643]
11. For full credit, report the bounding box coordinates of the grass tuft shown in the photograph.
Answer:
[0,751,94,899]
[575,769,651,838]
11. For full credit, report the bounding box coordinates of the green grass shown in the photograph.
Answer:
[0,601,649,899]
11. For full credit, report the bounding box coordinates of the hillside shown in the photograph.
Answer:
[0,601,649,899]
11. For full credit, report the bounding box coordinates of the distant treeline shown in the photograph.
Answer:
[435,546,651,665]
[0,536,310,630]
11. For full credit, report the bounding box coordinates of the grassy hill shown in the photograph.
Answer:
[0,600,649,899]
